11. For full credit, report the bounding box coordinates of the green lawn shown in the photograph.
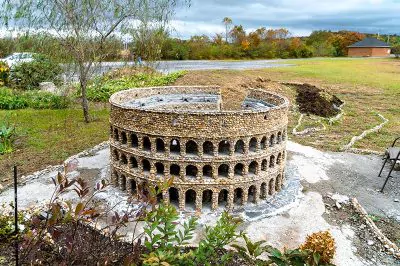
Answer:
[273,58,400,92]
[0,104,110,182]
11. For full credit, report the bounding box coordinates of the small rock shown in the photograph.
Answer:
[0,184,3,190]
[384,244,389,249]
[360,224,366,229]
[367,240,375,246]
[394,199,399,202]
[335,201,342,209]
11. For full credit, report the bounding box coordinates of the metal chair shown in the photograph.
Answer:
[378,136,400,192]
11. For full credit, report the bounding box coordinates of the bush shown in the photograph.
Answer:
[0,61,10,86]
[10,54,62,90]
[86,70,186,102]
[392,45,400,58]
[0,87,69,109]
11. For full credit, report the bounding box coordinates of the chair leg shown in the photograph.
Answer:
[378,154,389,177]
[380,160,396,192]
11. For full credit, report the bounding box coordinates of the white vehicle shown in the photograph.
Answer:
[1,52,37,68]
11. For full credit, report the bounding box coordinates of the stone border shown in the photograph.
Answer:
[352,198,400,259]
[341,113,388,152]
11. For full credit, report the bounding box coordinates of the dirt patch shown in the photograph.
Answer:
[322,196,399,265]
[286,83,343,118]
[373,216,400,246]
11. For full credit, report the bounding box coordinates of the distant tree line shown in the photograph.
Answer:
[1,23,399,62]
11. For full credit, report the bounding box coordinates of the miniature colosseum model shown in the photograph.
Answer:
[109,85,288,213]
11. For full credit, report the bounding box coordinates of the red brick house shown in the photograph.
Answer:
[347,37,391,57]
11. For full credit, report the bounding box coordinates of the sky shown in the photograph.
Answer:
[170,0,400,39]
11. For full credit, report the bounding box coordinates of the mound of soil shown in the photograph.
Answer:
[288,83,343,118]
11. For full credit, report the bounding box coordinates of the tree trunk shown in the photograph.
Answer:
[79,73,90,123]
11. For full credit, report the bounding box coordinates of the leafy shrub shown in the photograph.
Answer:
[0,87,69,109]
[0,61,10,86]
[0,203,28,242]
[86,70,186,102]
[300,231,336,264]
[0,118,15,154]
[392,45,400,58]
[10,54,62,90]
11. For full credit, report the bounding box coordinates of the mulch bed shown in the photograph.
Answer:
[287,83,343,117]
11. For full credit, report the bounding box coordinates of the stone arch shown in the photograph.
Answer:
[113,149,119,161]
[203,141,214,156]
[248,161,258,175]
[131,133,138,148]
[142,159,151,172]
[169,187,179,207]
[277,153,282,165]
[249,137,258,152]
[186,165,198,178]
[275,174,282,192]
[269,155,275,168]
[113,128,119,141]
[185,189,196,211]
[269,134,275,147]
[260,136,267,149]
[185,140,198,156]
[143,136,151,151]
[202,189,213,209]
[277,131,282,143]
[121,131,127,144]
[218,140,230,155]
[121,154,128,165]
[155,162,164,175]
[202,165,213,178]
[120,175,126,191]
[156,138,165,153]
[218,189,229,207]
[234,188,243,205]
[234,163,244,176]
[130,156,138,169]
[234,140,245,154]
[260,182,267,199]
[113,170,119,186]
[269,178,275,195]
[154,185,163,202]
[218,164,229,177]
[170,164,180,176]
[261,159,268,171]
[170,139,180,154]
[130,179,137,194]
[248,185,256,203]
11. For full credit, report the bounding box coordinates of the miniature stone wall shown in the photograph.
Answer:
[109,86,289,213]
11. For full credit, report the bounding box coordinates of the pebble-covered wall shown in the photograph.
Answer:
[109,86,289,213]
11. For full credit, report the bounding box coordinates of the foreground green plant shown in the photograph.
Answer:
[0,88,69,110]
[0,117,14,154]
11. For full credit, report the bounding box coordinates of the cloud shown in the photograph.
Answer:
[171,0,400,38]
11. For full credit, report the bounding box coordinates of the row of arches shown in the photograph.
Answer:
[111,126,286,157]
[113,149,285,180]
[113,170,284,211]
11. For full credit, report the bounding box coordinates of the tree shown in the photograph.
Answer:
[392,45,400,58]
[222,17,232,43]
[230,25,246,45]
[6,0,187,122]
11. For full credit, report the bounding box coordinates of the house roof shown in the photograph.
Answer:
[348,37,390,48]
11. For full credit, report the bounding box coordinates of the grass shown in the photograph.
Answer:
[0,103,110,183]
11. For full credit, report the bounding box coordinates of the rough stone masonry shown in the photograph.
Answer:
[109,85,289,213]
